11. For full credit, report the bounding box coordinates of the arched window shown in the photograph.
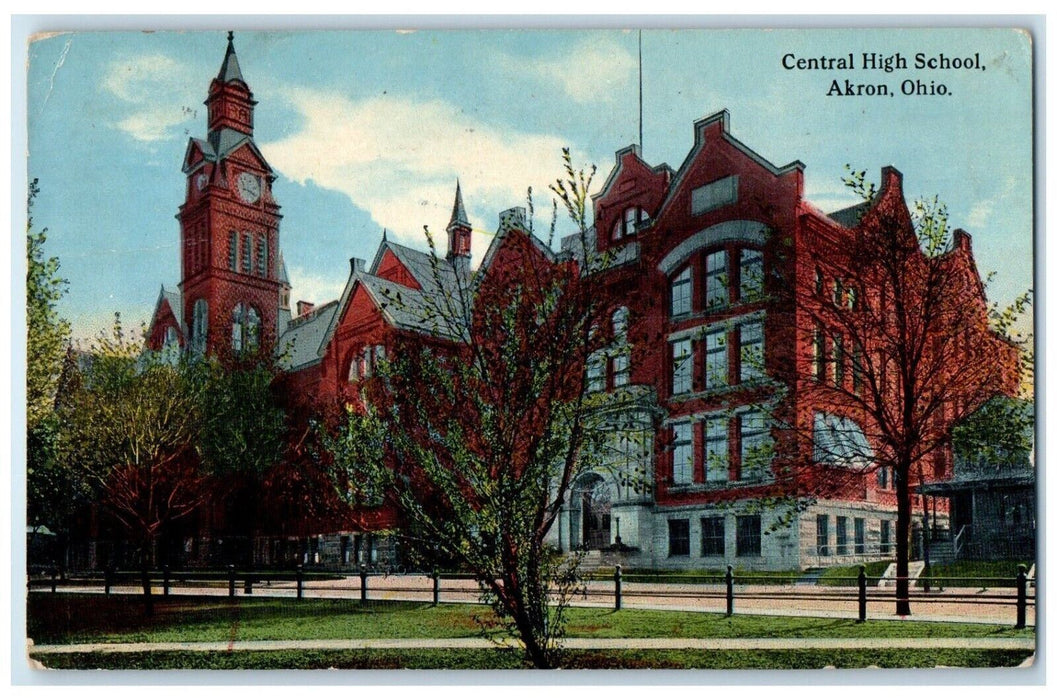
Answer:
[231,303,261,353]
[348,344,387,382]
[191,299,208,354]
[611,207,650,241]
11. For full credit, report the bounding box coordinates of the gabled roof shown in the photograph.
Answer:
[357,273,466,339]
[369,239,465,297]
[656,110,805,222]
[277,300,339,370]
[181,128,272,174]
[478,207,558,273]
[146,284,184,340]
[826,201,871,228]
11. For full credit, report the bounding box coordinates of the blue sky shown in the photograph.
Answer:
[25,28,1033,341]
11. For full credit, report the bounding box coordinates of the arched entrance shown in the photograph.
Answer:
[577,474,611,550]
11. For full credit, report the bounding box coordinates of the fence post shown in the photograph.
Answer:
[296,565,304,599]
[432,570,440,607]
[244,572,253,595]
[614,565,623,611]
[359,566,368,604]
[50,568,57,594]
[228,564,236,598]
[725,564,734,617]
[163,566,170,597]
[858,564,867,623]
[104,567,113,596]
[1015,564,1027,629]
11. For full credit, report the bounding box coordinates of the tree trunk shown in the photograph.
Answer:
[895,463,912,616]
[141,540,155,617]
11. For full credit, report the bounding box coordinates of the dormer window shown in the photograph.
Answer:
[611,207,650,241]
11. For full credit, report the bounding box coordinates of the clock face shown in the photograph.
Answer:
[195,173,208,191]
[237,172,261,203]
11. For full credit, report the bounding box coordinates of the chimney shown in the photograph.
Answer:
[953,228,973,254]
[350,257,365,274]
[496,206,528,236]
[296,301,315,317]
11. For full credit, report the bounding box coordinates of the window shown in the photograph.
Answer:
[612,353,630,388]
[851,342,864,395]
[835,516,848,555]
[228,231,238,271]
[739,321,765,382]
[816,514,829,556]
[813,413,873,467]
[701,517,725,557]
[671,339,693,395]
[351,344,388,381]
[877,466,888,489]
[668,519,690,557]
[241,233,252,273]
[705,417,728,483]
[739,249,764,301]
[880,520,892,554]
[814,267,824,296]
[846,286,858,311]
[812,326,824,380]
[671,423,693,485]
[854,518,866,554]
[705,250,728,308]
[587,353,605,393]
[612,207,650,240]
[705,329,727,389]
[832,278,844,306]
[347,354,359,382]
[231,303,260,353]
[832,333,845,387]
[612,307,629,340]
[670,267,692,317]
[191,298,208,354]
[257,235,268,277]
[739,411,771,481]
[736,514,762,557]
[691,175,738,215]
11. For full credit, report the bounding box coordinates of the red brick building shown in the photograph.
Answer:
[146,37,1018,570]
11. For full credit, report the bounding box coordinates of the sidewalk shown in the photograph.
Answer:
[28,636,1037,655]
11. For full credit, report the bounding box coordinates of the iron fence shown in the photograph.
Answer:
[27,563,1035,628]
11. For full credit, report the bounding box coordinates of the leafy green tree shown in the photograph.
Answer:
[329,153,611,668]
[26,178,79,551]
[58,317,209,613]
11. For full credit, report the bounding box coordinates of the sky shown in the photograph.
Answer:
[24,27,1034,341]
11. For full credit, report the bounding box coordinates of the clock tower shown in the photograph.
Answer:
[177,32,283,358]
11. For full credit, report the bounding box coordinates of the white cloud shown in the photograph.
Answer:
[967,200,994,229]
[287,266,347,308]
[501,35,637,104]
[261,87,582,249]
[101,54,198,142]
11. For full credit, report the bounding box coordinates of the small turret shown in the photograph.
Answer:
[446,181,472,262]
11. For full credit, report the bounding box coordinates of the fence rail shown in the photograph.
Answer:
[27,563,1035,628]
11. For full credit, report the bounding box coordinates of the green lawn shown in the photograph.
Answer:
[31,647,1033,670]
[922,560,1033,586]
[817,560,894,586]
[27,594,1033,646]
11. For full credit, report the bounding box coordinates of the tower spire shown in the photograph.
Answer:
[448,180,471,231]
[217,30,245,84]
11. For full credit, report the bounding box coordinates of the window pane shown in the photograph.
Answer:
[668,519,690,557]
[257,235,268,277]
[241,233,252,273]
[587,352,605,392]
[671,268,692,316]
[854,518,865,554]
[816,515,829,555]
[691,175,738,215]
[739,412,770,481]
[671,339,693,394]
[705,330,727,389]
[612,353,630,387]
[228,231,238,271]
[739,249,764,300]
[706,250,728,308]
[672,423,693,485]
[705,417,728,483]
[701,517,725,557]
[736,515,761,557]
[836,516,848,555]
[739,321,765,382]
